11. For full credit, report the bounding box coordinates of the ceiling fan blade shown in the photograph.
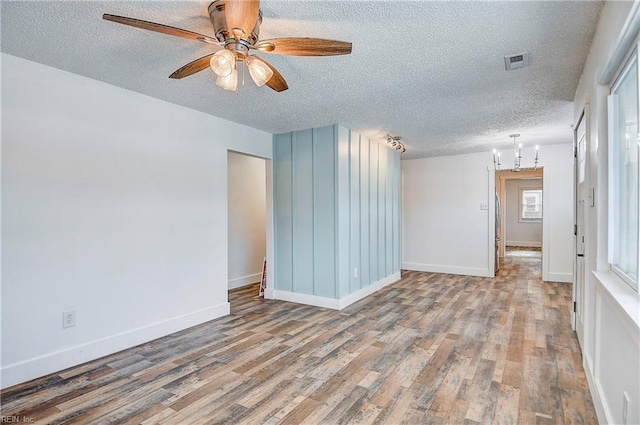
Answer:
[253,55,288,92]
[103,14,219,45]
[169,53,217,79]
[225,0,260,39]
[255,38,352,56]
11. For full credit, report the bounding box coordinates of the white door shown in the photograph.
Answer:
[573,113,587,344]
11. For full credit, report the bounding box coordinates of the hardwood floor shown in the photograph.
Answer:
[1,256,596,424]
[505,247,542,259]
[506,246,541,252]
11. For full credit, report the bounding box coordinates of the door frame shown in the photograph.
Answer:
[226,149,275,300]
[495,168,544,258]
[573,107,588,336]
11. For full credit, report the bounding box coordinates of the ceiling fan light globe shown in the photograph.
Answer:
[210,50,235,77]
[247,57,274,87]
[216,69,238,91]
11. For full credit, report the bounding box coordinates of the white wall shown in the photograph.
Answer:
[505,179,543,247]
[0,54,272,388]
[402,151,492,277]
[227,152,266,290]
[402,143,573,282]
[572,2,640,424]
[540,144,575,283]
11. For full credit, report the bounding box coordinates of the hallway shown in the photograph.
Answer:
[1,256,595,424]
[505,246,542,259]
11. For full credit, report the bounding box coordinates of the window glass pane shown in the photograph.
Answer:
[520,189,542,220]
[611,56,639,285]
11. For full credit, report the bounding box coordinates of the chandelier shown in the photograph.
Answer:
[493,134,539,171]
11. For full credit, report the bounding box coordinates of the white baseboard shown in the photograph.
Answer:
[228,273,261,290]
[402,262,492,278]
[272,272,401,311]
[264,286,275,300]
[506,241,542,248]
[338,272,401,309]
[545,272,573,283]
[0,302,230,389]
[272,290,340,309]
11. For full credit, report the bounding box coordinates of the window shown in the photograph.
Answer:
[608,51,639,291]
[519,188,543,222]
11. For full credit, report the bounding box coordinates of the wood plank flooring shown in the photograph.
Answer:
[0,255,597,424]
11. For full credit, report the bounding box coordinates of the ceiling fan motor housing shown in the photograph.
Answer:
[208,0,262,49]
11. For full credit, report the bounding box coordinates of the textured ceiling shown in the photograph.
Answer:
[1,1,602,159]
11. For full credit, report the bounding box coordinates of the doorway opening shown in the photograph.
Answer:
[227,151,267,313]
[495,168,544,275]
[573,108,587,337]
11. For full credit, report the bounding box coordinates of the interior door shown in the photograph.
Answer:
[574,112,587,343]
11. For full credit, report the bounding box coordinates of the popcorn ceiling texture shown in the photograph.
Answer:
[0,1,602,159]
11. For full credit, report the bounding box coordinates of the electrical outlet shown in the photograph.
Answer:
[480,203,489,210]
[623,391,630,425]
[63,310,76,329]
[353,268,358,278]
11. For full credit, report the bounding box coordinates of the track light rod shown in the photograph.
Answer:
[386,134,406,154]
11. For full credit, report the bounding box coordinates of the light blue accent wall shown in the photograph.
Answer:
[337,126,351,298]
[313,126,337,298]
[349,132,361,294]
[359,139,370,289]
[274,132,293,292]
[273,125,401,301]
[369,142,379,284]
[378,146,387,279]
[293,130,314,295]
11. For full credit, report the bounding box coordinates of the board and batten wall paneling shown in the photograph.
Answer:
[313,125,337,299]
[369,141,379,284]
[359,138,371,289]
[337,126,351,298]
[350,132,361,293]
[378,146,387,280]
[274,126,337,299]
[292,129,314,295]
[274,132,293,293]
[273,125,401,308]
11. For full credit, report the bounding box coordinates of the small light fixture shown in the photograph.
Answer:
[386,134,406,153]
[209,49,276,92]
[493,134,539,171]
[492,149,502,168]
[210,50,235,77]
[216,68,238,91]
[247,56,274,87]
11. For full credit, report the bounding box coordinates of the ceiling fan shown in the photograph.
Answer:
[103,0,352,93]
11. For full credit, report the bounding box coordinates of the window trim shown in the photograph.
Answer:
[518,187,543,223]
[608,44,640,292]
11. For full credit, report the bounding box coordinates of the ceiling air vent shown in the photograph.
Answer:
[504,52,530,71]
